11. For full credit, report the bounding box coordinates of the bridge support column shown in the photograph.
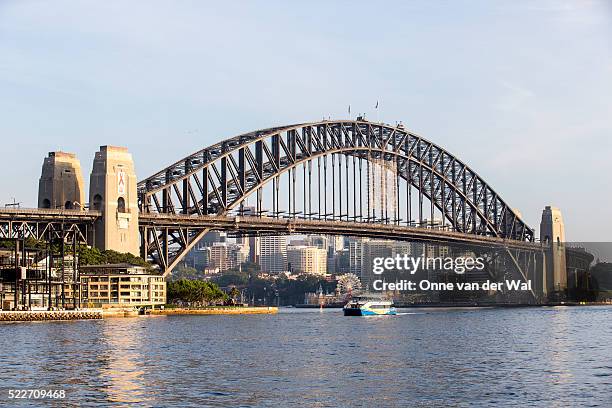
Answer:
[38,152,85,210]
[89,146,139,256]
[540,206,567,300]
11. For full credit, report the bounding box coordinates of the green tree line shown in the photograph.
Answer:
[77,246,152,268]
[167,279,227,305]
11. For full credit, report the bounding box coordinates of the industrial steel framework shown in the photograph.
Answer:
[138,120,535,273]
[0,208,97,243]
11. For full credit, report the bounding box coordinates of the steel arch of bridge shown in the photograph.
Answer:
[138,120,534,273]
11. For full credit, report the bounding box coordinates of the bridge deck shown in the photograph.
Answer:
[0,208,541,250]
[0,208,101,221]
[139,214,542,251]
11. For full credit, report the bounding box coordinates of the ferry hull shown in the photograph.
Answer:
[343,307,397,316]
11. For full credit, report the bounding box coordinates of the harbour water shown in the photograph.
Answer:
[1,306,610,407]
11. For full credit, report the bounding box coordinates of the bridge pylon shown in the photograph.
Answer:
[38,151,85,210]
[540,206,567,299]
[89,146,139,256]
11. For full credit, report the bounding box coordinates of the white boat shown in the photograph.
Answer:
[343,296,397,316]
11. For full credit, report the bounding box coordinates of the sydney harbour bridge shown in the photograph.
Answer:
[0,119,558,302]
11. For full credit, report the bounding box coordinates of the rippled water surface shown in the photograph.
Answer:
[1,306,611,407]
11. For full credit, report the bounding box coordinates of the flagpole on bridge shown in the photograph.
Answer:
[375,100,379,123]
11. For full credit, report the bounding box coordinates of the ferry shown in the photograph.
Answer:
[343,296,397,316]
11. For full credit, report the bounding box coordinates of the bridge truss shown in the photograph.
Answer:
[0,208,98,244]
[137,120,535,273]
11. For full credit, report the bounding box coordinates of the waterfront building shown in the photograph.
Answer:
[79,263,165,308]
[303,284,340,305]
[0,249,76,311]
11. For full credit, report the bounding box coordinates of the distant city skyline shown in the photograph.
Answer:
[0,1,610,240]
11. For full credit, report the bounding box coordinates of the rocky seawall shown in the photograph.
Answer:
[0,310,103,322]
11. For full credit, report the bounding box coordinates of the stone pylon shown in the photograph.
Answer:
[540,206,567,296]
[38,152,85,210]
[89,146,139,256]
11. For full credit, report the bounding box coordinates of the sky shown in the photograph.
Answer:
[0,0,610,241]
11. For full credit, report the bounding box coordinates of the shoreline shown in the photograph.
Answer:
[0,306,278,322]
[2,303,608,322]
[147,306,278,316]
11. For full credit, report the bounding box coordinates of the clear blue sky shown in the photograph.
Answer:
[0,0,610,240]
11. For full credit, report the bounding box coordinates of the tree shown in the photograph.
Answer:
[77,246,153,269]
[167,279,228,306]
[169,265,202,281]
[228,287,240,301]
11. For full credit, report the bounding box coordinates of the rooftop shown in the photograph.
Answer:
[80,263,161,276]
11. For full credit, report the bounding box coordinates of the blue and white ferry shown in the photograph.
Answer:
[343,296,397,316]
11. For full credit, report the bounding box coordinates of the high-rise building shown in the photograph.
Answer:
[306,235,328,250]
[207,242,249,272]
[232,243,250,267]
[209,243,232,271]
[260,236,287,274]
[199,231,227,246]
[332,248,351,274]
[361,240,395,289]
[287,245,328,275]
[240,206,260,263]
[368,157,398,221]
[349,238,367,278]
[327,236,344,252]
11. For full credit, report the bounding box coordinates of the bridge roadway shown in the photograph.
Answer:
[139,213,543,251]
[0,208,100,241]
[0,207,101,221]
[0,208,542,251]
